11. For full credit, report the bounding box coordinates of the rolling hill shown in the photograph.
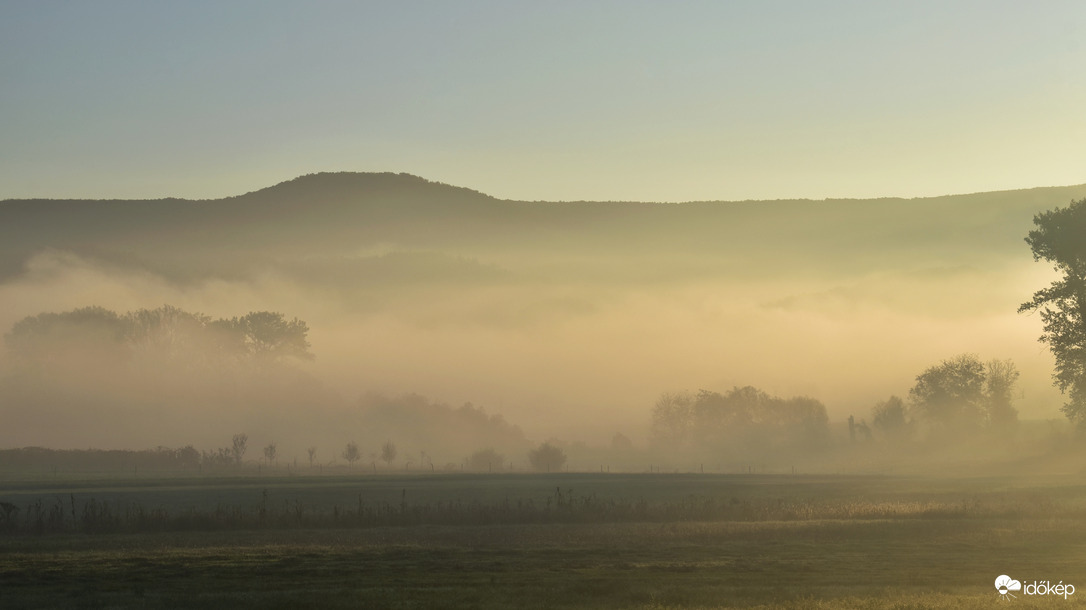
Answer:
[2,171,1084,286]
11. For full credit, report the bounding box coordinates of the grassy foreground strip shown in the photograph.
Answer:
[3,515,1086,608]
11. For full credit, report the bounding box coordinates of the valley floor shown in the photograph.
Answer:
[2,473,1085,608]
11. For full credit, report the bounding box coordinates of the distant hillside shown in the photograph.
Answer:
[3,172,1085,449]
[1,172,1085,283]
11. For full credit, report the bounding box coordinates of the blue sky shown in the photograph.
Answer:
[2,1,1084,201]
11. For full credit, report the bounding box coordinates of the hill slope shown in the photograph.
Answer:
[2,172,1084,284]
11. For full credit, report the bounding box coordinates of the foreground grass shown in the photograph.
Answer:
[3,474,1086,608]
[4,518,1086,608]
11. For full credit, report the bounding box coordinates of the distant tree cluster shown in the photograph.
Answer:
[871,395,910,440]
[466,448,505,472]
[908,354,1019,431]
[862,354,1019,443]
[4,305,312,368]
[355,393,529,460]
[651,387,829,458]
[528,442,567,472]
[0,446,202,471]
[342,441,361,467]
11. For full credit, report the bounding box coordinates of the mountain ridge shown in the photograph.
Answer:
[2,171,1086,284]
[4,170,1085,207]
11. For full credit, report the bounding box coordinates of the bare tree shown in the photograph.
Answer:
[263,442,278,466]
[343,441,360,468]
[231,433,248,466]
[306,446,317,467]
[650,391,694,446]
[986,358,1020,430]
[381,440,397,468]
[872,395,910,440]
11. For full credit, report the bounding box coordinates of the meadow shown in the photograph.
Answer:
[3,471,1086,608]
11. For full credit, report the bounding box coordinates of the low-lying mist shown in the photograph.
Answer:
[1,174,1082,474]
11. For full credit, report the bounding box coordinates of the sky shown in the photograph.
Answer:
[2,1,1085,202]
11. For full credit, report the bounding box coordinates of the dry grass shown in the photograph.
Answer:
[3,473,1086,607]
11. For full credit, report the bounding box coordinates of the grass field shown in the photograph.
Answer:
[3,472,1086,608]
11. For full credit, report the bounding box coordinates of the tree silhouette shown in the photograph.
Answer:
[215,311,313,363]
[908,354,1019,433]
[650,387,829,456]
[909,354,987,429]
[307,446,317,467]
[231,433,248,466]
[4,305,313,368]
[4,306,127,362]
[466,448,505,472]
[985,358,1020,430]
[381,441,397,467]
[343,441,360,468]
[263,442,278,466]
[528,442,567,472]
[871,395,910,440]
[1020,198,1086,426]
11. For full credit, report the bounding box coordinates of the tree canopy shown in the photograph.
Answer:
[871,395,910,440]
[528,442,567,473]
[651,386,829,458]
[4,305,313,368]
[907,354,1018,433]
[1019,198,1086,426]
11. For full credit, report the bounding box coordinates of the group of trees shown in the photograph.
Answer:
[340,439,398,469]
[527,442,568,472]
[653,197,1086,456]
[4,305,312,370]
[854,194,1086,441]
[909,355,1019,432]
[864,198,1086,439]
[0,305,325,453]
[171,432,568,474]
[0,436,575,474]
[351,394,530,466]
[197,432,253,468]
[336,440,568,473]
[859,354,1020,443]
[651,386,829,459]
[0,446,203,471]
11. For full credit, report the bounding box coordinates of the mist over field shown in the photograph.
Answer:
[2,173,1084,470]
[7,4,1086,607]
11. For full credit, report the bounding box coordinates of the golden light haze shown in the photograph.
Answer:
[0,176,1078,456]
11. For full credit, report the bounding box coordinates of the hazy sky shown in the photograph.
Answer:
[2,1,1084,201]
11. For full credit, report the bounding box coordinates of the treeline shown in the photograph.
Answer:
[651,387,829,461]
[0,446,201,472]
[0,440,572,475]
[648,353,1023,467]
[0,391,562,474]
[351,393,530,465]
[5,304,312,367]
[0,304,325,451]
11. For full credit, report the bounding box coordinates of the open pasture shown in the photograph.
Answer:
[3,472,1086,608]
